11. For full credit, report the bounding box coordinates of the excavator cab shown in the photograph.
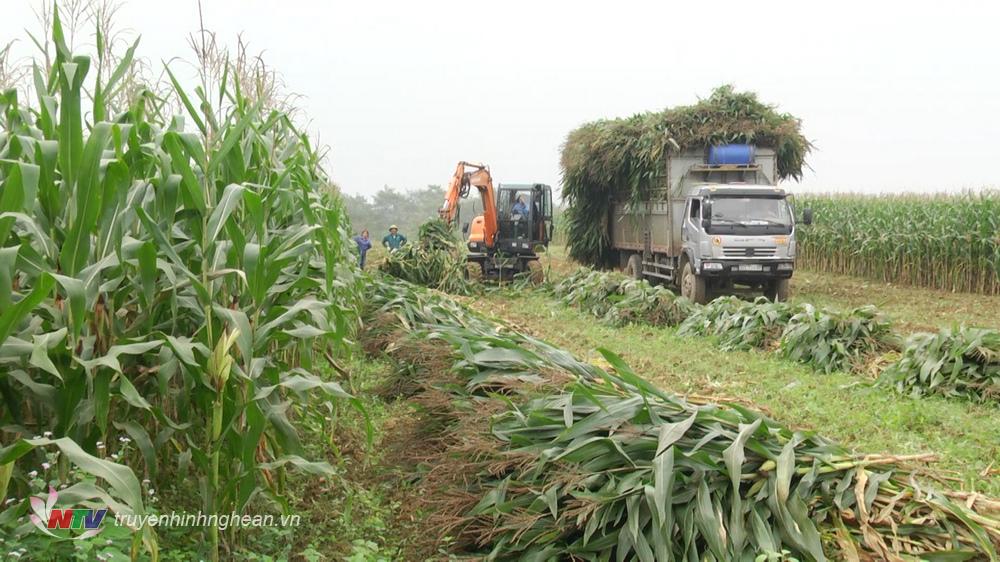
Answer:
[495,184,553,253]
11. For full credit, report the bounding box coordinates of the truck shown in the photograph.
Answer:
[609,144,812,304]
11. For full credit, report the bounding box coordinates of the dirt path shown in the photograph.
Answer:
[467,290,1000,496]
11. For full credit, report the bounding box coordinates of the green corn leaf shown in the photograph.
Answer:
[0,273,54,346]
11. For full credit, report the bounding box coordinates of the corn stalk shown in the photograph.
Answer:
[0,4,361,558]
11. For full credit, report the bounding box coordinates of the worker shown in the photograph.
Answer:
[512,195,529,219]
[353,229,372,268]
[382,225,407,252]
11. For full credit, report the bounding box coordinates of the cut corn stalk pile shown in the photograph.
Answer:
[554,268,1000,401]
[364,276,1000,560]
[380,218,475,294]
[554,268,695,327]
[679,296,798,352]
[555,268,898,375]
[797,192,1000,295]
[560,85,812,267]
[777,304,897,374]
[880,327,1000,403]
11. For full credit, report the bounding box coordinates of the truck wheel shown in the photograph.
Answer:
[680,262,707,304]
[765,279,790,302]
[625,254,643,280]
[527,260,544,285]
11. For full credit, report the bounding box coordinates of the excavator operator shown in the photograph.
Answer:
[512,195,529,219]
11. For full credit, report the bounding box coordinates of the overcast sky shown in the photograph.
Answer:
[3,0,999,197]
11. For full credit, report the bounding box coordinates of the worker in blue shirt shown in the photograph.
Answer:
[353,229,372,268]
[382,225,407,252]
[512,195,529,219]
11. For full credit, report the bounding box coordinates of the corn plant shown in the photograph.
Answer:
[880,326,1000,402]
[0,6,360,559]
[366,276,1000,560]
[797,192,1000,295]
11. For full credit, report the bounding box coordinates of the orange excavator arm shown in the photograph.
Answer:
[439,161,499,247]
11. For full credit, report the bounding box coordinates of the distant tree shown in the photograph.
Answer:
[344,185,448,239]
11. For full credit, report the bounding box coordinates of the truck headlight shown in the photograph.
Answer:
[703,262,723,271]
[777,263,793,270]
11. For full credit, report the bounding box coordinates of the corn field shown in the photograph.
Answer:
[0,7,359,560]
[796,192,1000,295]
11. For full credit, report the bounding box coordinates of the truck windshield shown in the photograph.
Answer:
[707,196,792,234]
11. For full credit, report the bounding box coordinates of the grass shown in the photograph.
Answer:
[274,351,466,562]
[465,290,1000,496]
[791,269,1000,333]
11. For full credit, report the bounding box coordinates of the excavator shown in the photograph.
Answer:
[438,161,553,282]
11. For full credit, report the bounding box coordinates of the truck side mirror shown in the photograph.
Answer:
[701,200,712,230]
[462,222,470,235]
[802,208,813,226]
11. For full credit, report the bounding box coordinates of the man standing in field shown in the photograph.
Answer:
[382,225,407,252]
[353,229,372,268]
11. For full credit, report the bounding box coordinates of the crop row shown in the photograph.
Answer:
[0,12,359,560]
[796,192,1000,295]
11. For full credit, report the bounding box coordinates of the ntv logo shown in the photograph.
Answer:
[29,487,107,539]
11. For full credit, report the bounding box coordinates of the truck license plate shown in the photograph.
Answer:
[736,264,763,272]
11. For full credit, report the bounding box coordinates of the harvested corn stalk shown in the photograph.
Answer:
[365,276,1000,560]
[880,326,1000,402]
[380,219,474,294]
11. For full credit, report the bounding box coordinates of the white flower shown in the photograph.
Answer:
[43,431,52,438]
[148,488,155,496]
[142,479,150,485]
[106,539,113,546]
[41,463,51,470]
[27,471,37,478]
[118,436,131,444]
[96,441,106,449]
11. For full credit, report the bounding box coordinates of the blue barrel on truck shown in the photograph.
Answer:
[707,144,755,165]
